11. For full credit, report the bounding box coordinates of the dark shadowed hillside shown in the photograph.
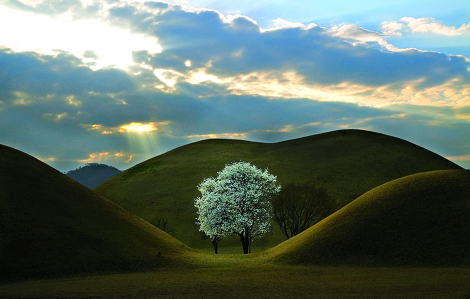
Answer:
[264,169,470,266]
[0,144,191,282]
[66,163,121,189]
[95,129,461,248]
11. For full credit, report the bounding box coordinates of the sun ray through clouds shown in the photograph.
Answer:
[118,122,169,159]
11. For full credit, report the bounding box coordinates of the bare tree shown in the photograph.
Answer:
[271,183,337,239]
[149,216,174,235]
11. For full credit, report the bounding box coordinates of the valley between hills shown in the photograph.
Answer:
[1,129,469,298]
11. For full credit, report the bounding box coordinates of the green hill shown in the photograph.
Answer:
[0,144,191,282]
[263,169,470,266]
[94,129,461,249]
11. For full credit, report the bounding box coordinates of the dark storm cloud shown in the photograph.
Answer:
[107,2,469,89]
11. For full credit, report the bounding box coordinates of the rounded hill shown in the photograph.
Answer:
[95,129,461,248]
[65,163,121,189]
[264,169,470,266]
[0,144,191,282]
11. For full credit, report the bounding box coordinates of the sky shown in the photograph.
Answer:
[0,0,469,172]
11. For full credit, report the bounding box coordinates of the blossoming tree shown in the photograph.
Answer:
[194,161,281,254]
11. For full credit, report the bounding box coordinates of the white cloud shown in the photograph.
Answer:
[329,24,389,47]
[271,18,304,29]
[0,5,161,70]
[402,17,470,36]
[380,21,405,36]
[381,17,470,37]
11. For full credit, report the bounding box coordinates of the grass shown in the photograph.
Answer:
[2,262,470,299]
[0,144,192,282]
[95,129,461,249]
[263,170,470,266]
[1,139,470,297]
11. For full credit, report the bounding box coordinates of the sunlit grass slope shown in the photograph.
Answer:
[95,129,461,248]
[0,144,191,282]
[264,170,470,266]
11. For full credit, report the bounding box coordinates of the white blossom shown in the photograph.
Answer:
[194,161,281,253]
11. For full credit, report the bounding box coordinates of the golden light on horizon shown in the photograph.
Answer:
[117,122,169,160]
[119,122,158,133]
[188,133,247,139]
[79,152,109,163]
[78,151,134,164]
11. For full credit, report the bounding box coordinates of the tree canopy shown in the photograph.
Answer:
[194,161,281,254]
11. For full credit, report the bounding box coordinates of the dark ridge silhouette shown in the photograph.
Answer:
[66,163,121,189]
[0,144,191,282]
[95,129,461,248]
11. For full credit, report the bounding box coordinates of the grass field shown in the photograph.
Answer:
[1,135,469,298]
[95,129,461,248]
[2,260,470,299]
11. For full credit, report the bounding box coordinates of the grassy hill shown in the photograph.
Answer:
[94,129,461,249]
[263,169,470,266]
[65,163,121,189]
[0,144,191,282]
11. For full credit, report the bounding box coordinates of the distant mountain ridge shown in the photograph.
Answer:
[66,163,121,189]
[95,129,461,249]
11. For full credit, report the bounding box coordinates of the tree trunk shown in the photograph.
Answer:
[212,238,219,254]
[241,236,249,254]
[239,229,251,254]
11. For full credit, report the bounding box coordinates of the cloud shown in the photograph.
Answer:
[270,18,304,29]
[446,154,470,161]
[78,151,134,164]
[4,0,102,19]
[101,2,470,105]
[1,46,470,172]
[3,1,468,106]
[83,50,99,60]
[118,122,169,133]
[0,48,134,103]
[380,21,405,36]
[381,17,470,37]
[0,3,161,70]
[4,0,81,16]
[0,46,408,170]
[1,1,470,172]
[329,24,389,47]
[187,133,247,139]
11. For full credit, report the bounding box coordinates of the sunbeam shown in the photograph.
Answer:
[119,122,166,160]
